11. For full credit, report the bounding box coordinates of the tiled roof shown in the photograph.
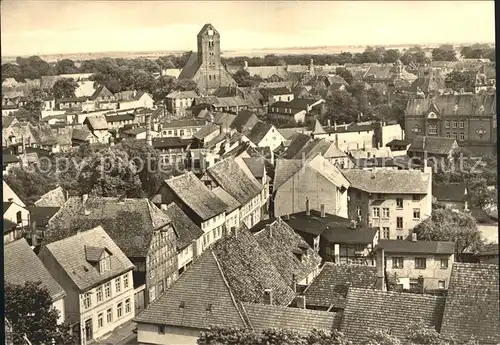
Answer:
[211,187,241,213]
[408,136,457,155]
[304,263,377,309]
[165,172,227,221]
[252,219,322,285]
[46,197,172,257]
[406,94,496,117]
[166,90,199,99]
[151,137,193,149]
[212,226,296,306]
[105,114,135,122]
[27,206,60,227]
[163,203,204,251]
[72,128,92,142]
[341,169,430,194]
[5,238,66,301]
[160,118,205,128]
[89,85,113,101]
[246,66,288,79]
[212,112,237,128]
[259,87,292,98]
[277,127,308,140]
[207,158,262,205]
[440,263,500,344]
[242,157,266,179]
[34,186,66,207]
[244,121,273,145]
[3,153,19,164]
[433,183,466,202]
[281,132,312,159]
[377,239,455,254]
[123,127,147,136]
[40,226,135,292]
[135,250,246,329]
[84,114,108,130]
[2,117,18,128]
[273,159,305,190]
[193,123,220,141]
[230,110,260,133]
[242,303,340,333]
[341,288,446,344]
[293,139,346,160]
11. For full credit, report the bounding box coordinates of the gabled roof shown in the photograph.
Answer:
[71,128,93,142]
[166,90,199,99]
[281,132,312,159]
[440,263,500,344]
[178,52,201,80]
[230,110,260,133]
[105,114,135,122]
[304,263,377,309]
[242,157,266,179]
[207,158,262,205]
[193,123,220,141]
[46,197,173,257]
[89,85,113,101]
[40,226,135,292]
[377,239,455,254]
[242,303,340,333]
[84,114,108,130]
[34,186,66,207]
[211,226,296,306]
[3,153,19,164]
[251,219,322,285]
[161,118,205,129]
[433,183,466,202]
[27,206,60,228]
[244,121,274,145]
[406,94,496,117]
[409,135,457,155]
[5,238,66,301]
[134,250,246,329]
[293,139,346,160]
[341,169,430,194]
[211,187,241,213]
[164,172,227,221]
[341,288,446,344]
[163,203,204,251]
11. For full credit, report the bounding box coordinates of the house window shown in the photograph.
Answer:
[410,279,419,290]
[397,235,404,240]
[459,133,465,141]
[451,121,457,128]
[383,227,390,239]
[104,282,111,298]
[125,299,131,314]
[115,277,121,294]
[168,130,172,135]
[98,313,103,328]
[415,258,427,269]
[396,217,403,229]
[444,120,450,128]
[445,132,450,138]
[428,124,437,135]
[392,257,404,269]
[159,280,165,293]
[96,286,103,302]
[459,121,465,128]
[16,211,22,224]
[451,133,457,139]
[83,293,92,309]
[117,303,123,318]
[99,255,110,273]
[149,287,156,302]
[106,308,113,323]
[413,208,421,220]
[123,274,129,289]
[438,280,446,289]
[158,325,166,334]
[396,199,403,209]
[356,207,361,217]
[382,208,389,219]
[440,259,449,269]
[372,207,380,218]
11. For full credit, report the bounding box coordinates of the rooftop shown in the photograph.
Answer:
[163,203,204,251]
[341,169,430,194]
[377,239,455,255]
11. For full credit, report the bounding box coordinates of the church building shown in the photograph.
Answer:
[178,24,237,95]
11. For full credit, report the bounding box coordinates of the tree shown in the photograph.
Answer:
[52,78,79,99]
[2,63,24,82]
[4,166,59,206]
[55,59,78,74]
[431,48,457,62]
[362,329,401,345]
[384,49,401,63]
[233,69,263,87]
[444,70,476,92]
[324,90,359,124]
[412,209,482,261]
[157,56,176,70]
[175,78,199,92]
[154,75,178,101]
[5,282,76,345]
[335,67,354,85]
[22,87,46,122]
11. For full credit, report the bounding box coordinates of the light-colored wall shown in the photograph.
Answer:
[200,212,226,250]
[258,126,286,151]
[161,126,202,139]
[177,244,194,272]
[240,193,262,229]
[3,182,25,206]
[382,124,404,147]
[274,166,347,218]
[53,297,66,325]
[137,323,201,345]
[4,202,30,227]
[224,209,240,231]
[385,253,454,290]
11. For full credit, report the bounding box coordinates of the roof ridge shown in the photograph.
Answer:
[348,287,445,300]
[211,251,249,328]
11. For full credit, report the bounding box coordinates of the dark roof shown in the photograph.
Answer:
[274,98,319,110]
[245,121,273,145]
[89,85,113,101]
[211,187,241,213]
[40,226,135,292]
[165,172,228,221]
[207,158,262,205]
[134,250,246,329]
[354,156,421,170]
[72,128,92,142]
[151,137,193,149]
[3,219,18,232]
[105,114,135,122]
[5,238,66,301]
[193,123,219,141]
[163,203,204,251]
[242,157,266,179]
[377,239,455,254]
[230,110,260,133]
[46,197,173,257]
[259,87,293,97]
[341,288,446,344]
[251,219,322,286]
[406,94,496,117]
[161,118,205,129]
[433,183,466,202]
[242,303,340,333]
[304,263,377,309]
[211,226,296,306]
[386,139,412,148]
[27,206,60,227]
[342,169,430,194]
[281,132,311,159]
[440,263,500,344]
[3,153,19,164]
[409,136,458,155]
[178,51,201,80]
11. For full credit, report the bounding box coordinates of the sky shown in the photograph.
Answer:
[1,1,495,57]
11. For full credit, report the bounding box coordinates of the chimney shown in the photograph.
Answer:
[224,135,230,153]
[82,194,89,204]
[160,204,168,210]
[320,204,325,218]
[296,295,306,309]
[244,60,248,69]
[146,113,152,146]
[305,198,310,216]
[292,274,297,293]
[231,226,237,238]
[411,232,417,242]
[376,248,386,291]
[266,224,272,238]
[264,289,273,305]
[334,122,338,131]
[192,239,199,258]
[285,214,290,221]
[422,136,426,150]
[350,219,357,229]
[31,221,37,246]
[327,119,331,128]
[334,243,340,264]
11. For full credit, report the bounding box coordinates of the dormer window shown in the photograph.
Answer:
[85,245,112,273]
